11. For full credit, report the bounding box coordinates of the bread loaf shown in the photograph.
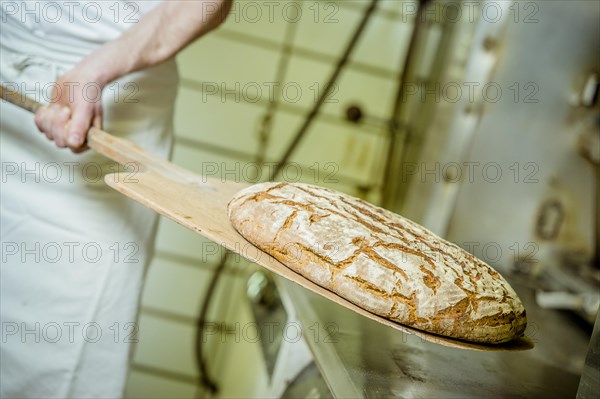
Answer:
[228,182,527,344]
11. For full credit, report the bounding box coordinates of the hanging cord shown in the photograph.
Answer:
[194,251,231,394]
[381,0,432,208]
[192,13,301,396]
[194,1,380,394]
[268,0,380,181]
[255,13,300,166]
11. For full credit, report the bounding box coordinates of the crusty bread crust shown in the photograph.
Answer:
[228,182,527,344]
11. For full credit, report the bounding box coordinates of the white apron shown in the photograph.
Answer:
[0,2,178,397]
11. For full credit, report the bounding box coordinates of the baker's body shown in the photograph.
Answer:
[0,1,231,397]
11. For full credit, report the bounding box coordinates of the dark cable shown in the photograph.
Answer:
[194,0,380,393]
[268,0,380,181]
[381,0,432,209]
[192,14,300,394]
[194,251,230,394]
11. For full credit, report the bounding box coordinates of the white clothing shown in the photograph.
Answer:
[0,1,178,397]
[1,0,161,61]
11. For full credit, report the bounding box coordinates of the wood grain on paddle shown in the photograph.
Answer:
[1,85,533,351]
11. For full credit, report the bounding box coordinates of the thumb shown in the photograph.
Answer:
[67,105,93,148]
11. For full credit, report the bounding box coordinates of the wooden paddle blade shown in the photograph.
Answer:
[1,85,532,350]
[103,171,533,352]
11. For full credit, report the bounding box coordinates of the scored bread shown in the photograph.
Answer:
[227,182,527,344]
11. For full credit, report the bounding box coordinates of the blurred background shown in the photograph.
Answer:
[124,0,599,398]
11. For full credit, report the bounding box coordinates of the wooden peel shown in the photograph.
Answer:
[1,86,533,351]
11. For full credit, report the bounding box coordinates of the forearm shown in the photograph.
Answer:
[81,0,232,86]
[35,0,232,151]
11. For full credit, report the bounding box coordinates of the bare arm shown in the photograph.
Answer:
[35,0,232,151]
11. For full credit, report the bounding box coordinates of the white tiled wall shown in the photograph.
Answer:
[173,93,263,159]
[127,371,198,399]
[154,218,220,262]
[293,4,364,54]
[178,35,281,84]
[267,111,386,187]
[140,257,214,318]
[133,314,199,378]
[125,1,415,397]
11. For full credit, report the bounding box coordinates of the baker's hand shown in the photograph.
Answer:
[33,0,232,153]
[34,71,104,153]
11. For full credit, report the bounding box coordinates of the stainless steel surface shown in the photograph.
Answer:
[246,271,288,380]
[281,362,332,399]
[577,310,600,399]
[442,0,599,272]
[399,0,599,276]
[281,278,591,398]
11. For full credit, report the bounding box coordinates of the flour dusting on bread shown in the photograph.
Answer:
[228,182,527,344]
